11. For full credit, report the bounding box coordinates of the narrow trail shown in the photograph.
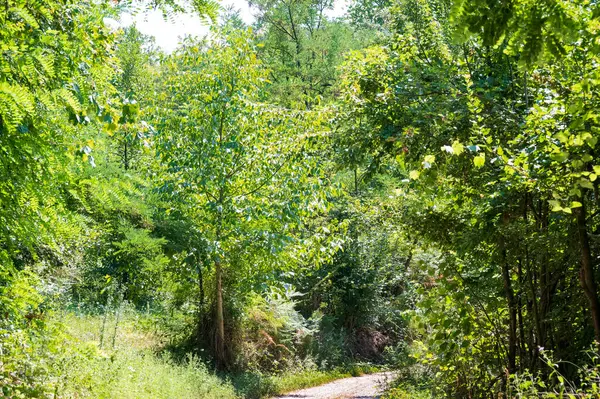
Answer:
[275,372,396,399]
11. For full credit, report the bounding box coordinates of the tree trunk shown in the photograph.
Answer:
[538,200,550,350]
[196,260,206,348]
[516,258,526,366]
[575,197,600,344]
[214,256,226,368]
[198,262,205,312]
[123,139,129,170]
[501,246,517,373]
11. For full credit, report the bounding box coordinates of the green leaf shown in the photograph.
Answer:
[550,151,569,162]
[409,170,420,180]
[582,154,594,162]
[579,179,594,189]
[451,140,464,156]
[553,132,569,143]
[473,154,485,168]
[549,200,562,212]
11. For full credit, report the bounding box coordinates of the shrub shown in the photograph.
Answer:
[511,349,600,398]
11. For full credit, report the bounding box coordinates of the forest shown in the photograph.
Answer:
[2,0,600,398]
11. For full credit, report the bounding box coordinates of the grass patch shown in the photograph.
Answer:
[50,311,237,399]
[57,351,237,399]
[382,385,431,399]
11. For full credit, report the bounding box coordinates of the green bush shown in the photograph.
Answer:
[0,266,56,398]
[510,349,600,398]
[382,385,431,399]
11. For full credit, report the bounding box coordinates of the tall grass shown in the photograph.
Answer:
[51,311,237,399]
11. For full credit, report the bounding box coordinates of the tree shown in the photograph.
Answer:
[0,0,115,258]
[113,25,158,170]
[347,0,391,31]
[334,0,600,395]
[250,0,362,108]
[152,29,327,367]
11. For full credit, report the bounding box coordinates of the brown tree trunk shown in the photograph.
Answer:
[538,200,550,349]
[575,197,600,344]
[214,256,226,368]
[214,181,227,369]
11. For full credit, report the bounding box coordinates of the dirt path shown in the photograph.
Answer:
[275,372,396,399]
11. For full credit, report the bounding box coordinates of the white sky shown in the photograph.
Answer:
[119,0,349,52]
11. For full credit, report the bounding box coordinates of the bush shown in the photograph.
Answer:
[0,266,56,398]
[510,349,600,398]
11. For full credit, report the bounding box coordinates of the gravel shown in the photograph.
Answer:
[275,372,396,399]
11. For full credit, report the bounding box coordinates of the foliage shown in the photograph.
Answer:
[250,0,366,108]
[293,180,412,364]
[333,0,600,397]
[0,1,116,395]
[6,0,600,397]
[510,348,600,398]
[0,0,114,250]
[152,28,330,367]
[236,290,315,372]
[347,0,392,30]
[382,383,431,399]
[451,0,587,66]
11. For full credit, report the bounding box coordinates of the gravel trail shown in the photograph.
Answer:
[275,372,396,399]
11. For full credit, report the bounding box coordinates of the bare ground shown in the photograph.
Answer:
[275,372,396,399]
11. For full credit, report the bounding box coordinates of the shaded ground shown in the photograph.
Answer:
[275,372,396,399]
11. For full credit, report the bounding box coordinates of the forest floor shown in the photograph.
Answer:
[274,371,396,399]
